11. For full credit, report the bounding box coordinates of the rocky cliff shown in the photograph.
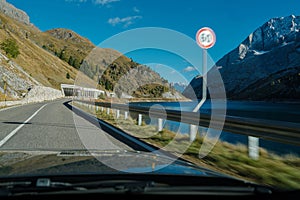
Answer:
[0,0,30,25]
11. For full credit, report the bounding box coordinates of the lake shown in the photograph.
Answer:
[129,100,300,156]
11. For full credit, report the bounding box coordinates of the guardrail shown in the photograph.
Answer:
[73,99,300,159]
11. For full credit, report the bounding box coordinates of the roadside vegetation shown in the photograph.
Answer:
[73,102,300,190]
[0,91,14,102]
[0,13,78,89]
[0,38,20,58]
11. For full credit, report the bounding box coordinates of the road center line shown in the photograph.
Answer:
[0,104,48,147]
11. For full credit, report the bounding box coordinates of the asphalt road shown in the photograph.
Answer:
[0,99,134,151]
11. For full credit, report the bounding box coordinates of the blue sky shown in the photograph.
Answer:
[7,0,300,83]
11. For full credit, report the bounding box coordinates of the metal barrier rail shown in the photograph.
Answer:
[74,99,300,146]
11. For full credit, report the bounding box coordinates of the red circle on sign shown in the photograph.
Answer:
[196,27,216,49]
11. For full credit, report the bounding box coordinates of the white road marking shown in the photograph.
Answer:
[0,104,23,112]
[0,104,48,147]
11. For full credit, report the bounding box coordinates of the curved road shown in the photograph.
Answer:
[0,99,133,151]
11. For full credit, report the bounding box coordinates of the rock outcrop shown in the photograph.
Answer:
[0,52,36,99]
[0,0,30,25]
[23,86,63,103]
[0,86,63,108]
[45,28,94,46]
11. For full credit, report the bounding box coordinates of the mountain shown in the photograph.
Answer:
[0,4,79,100]
[46,28,93,45]
[34,28,95,69]
[39,28,172,98]
[183,15,300,101]
[0,0,175,101]
[0,0,30,25]
[171,82,188,93]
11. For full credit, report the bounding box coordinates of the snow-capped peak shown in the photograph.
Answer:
[243,15,300,53]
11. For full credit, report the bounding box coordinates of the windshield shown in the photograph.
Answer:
[0,0,299,197]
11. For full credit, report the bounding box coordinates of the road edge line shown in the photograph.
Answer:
[0,104,48,147]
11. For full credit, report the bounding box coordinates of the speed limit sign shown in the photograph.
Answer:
[196,27,216,49]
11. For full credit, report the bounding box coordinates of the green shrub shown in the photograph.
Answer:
[98,93,106,100]
[66,72,70,79]
[1,38,20,58]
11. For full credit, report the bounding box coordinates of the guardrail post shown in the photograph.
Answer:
[116,110,120,119]
[189,124,198,142]
[248,136,259,160]
[138,114,142,126]
[107,108,110,115]
[101,107,104,112]
[72,100,298,147]
[158,118,163,132]
[96,106,99,111]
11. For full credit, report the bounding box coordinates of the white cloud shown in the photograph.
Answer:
[93,0,120,5]
[108,15,142,27]
[133,7,140,13]
[183,66,196,72]
[66,0,120,6]
[65,0,87,3]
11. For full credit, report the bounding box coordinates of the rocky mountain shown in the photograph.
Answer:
[183,15,300,101]
[0,0,176,101]
[38,30,174,99]
[171,82,188,93]
[39,29,173,98]
[81,47,172,98]
[46,28,94,46]
[0,8,78,101]
[34,28,95,69]
[0,0,30,25]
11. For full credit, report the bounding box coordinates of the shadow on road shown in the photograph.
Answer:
[2,122,32,125]
[62,100,160,152]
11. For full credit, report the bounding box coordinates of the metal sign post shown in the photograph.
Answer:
[3,77,7,107]
[189,27,216,142]
[193,48,207,112]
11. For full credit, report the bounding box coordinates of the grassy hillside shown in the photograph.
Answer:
[133,83,169,98]
[0,11,172,99]
[36,28,95,70]
[0,13,78,89]
[38,28,171,98]
[98,55,169,96]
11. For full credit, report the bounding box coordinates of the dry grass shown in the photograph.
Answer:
[0,13,78,89]
[0,91,14,101]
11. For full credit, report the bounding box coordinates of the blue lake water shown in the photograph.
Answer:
[129,100,300,156]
